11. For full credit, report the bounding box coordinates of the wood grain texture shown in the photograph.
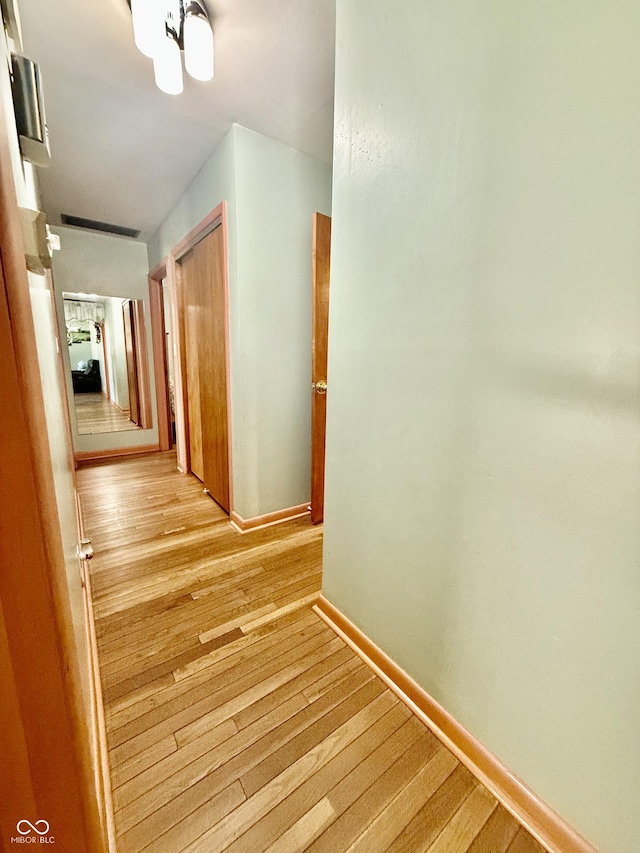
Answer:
[180,249,204,481]
[79,452,548,853]
[178,225,230,511]
[314,595,589,853]
[75,444,160,465]
[167,253,189,473]
[75,392,140,435]
[122,299,140,426]
[168,203,229,481]
[310,212,331,525]
[132,298,153,430]
[230,504,310,533]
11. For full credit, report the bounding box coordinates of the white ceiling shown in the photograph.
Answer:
[18,0,336,241]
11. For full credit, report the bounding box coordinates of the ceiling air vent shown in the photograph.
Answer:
[60,214,140,239]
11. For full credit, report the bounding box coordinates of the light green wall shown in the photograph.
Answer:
[146,126,238,274]
[51,226,158,452]
[148,124,332,519]
[233,126,332,517]
[322,3,640,851]
[147,125,241,498]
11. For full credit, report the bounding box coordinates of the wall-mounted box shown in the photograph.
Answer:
[0,0,23,49]
[20,207,52,274]
[11,53,50,167]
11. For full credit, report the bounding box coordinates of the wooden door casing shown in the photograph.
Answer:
[310,212,331,524]
[181,249,204,481]
[148,270,173,452]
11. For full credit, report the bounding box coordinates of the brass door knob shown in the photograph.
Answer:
[313,380,328,395]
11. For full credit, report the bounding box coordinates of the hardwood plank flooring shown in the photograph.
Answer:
[78,452,547,852]
[75,391,141,434]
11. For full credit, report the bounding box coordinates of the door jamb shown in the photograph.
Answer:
[148,263,172,451]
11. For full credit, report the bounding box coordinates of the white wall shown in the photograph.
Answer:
[148,124,332,519]
[68,330,92,368]
[102,296,129,409]
[323,3,640,852]
[52,226,157,451]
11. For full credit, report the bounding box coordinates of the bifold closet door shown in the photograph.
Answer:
[180,226,230,512]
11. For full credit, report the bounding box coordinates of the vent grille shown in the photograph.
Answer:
[61,214,140,239]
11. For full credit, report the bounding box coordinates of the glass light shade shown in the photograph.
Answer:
[184,12,214,81]
[131,0,164,59]
[153,32,183,95]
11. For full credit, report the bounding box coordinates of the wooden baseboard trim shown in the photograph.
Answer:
[75,444,160,466]
[230,503,310,533]
[313,595,596,853]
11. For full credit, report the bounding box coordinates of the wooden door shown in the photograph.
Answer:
[122,300,140,425]
[180,226,230,511]
[310,212,331,524]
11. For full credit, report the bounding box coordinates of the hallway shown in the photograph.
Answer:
[79,453,545,853]
[74,392,140,435]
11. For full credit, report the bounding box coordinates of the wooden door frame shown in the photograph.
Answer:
[310,212,331,524]
[160,202,234,511]
[148,263,172,451]
[121,299,140,424]
[99,321,111,402]
[0,88,108,851]
[120,298,153,430]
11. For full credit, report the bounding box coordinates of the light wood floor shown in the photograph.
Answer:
[74,392,140,434]
[78,452,546,853]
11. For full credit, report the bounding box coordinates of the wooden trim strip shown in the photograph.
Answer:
[313,595,597,853]
[218,202,235,516]
[167,251,189,474]
[230,503,310,533]
[132,299,153,430]
[172,205,223,261]
[75,444,160,465]
[148,270,171,451]
[148,259,166,281]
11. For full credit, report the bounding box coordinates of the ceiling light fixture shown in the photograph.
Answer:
[129,0,214,95]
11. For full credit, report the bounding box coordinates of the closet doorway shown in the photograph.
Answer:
[175,213,231,513]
